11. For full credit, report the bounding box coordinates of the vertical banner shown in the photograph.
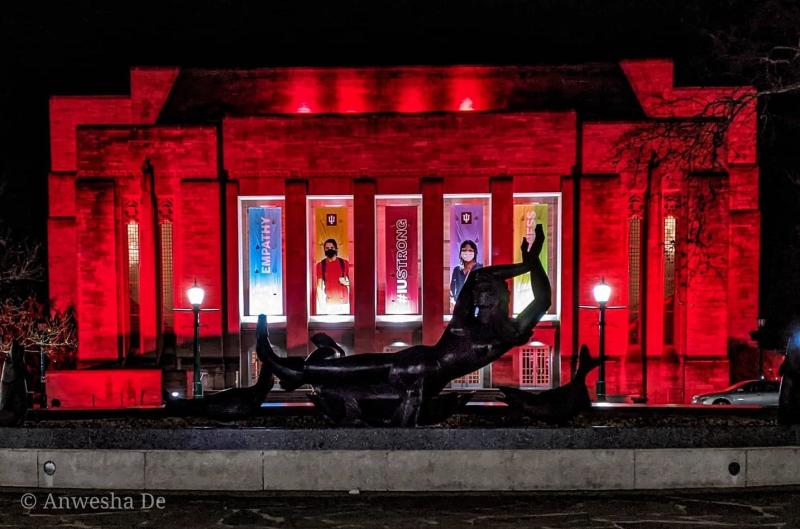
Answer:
[313,206,351,314]
[314,207,350,261]
[448,204,485,309]
[512,203,549,314]
[248,206,283,315]
[384,205,419,314]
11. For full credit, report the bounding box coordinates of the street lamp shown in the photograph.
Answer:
[187,280,205,399]
[757,318,766,380]
[579,278,624,402]
[593,278,611,401]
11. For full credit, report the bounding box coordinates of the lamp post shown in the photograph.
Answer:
[757,317,766,380]
[187,280,205,399]
[592,278,612,401]
[579,278,623,403]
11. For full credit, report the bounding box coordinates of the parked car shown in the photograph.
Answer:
[691,379,780,406]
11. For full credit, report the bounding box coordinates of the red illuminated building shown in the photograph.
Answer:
[46,60,759,406]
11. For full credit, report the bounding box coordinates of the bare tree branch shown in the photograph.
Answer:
[0,230,44,287]
[0,297,77,367]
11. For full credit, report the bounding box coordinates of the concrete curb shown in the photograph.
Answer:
[2,447,799,491]
[2,426,798,450]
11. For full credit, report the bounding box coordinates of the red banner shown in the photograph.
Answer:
[384,205,419,314]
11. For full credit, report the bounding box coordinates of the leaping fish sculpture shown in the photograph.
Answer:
[163,314,274,420]
[262,224,552,426]
[779,336,800,425]
[498,344,601,424]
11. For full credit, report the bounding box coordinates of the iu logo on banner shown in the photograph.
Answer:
[460,211,472,224]
[326,213,338,226]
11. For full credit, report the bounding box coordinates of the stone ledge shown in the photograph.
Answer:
[0,426,798,450]
[1,447,797,491]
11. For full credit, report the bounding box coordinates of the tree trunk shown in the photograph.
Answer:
[0,342,28,426]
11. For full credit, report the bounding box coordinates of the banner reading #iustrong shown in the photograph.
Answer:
[247,206,283,315]
[384,205,419,314]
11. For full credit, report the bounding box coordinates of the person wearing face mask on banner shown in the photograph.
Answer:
[316,238,352,314]
[449,239,483,310]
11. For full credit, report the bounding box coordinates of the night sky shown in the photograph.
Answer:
[2,0,799,334]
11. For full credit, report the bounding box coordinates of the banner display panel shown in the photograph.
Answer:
[313,206,352,315]
[512,203,549,314]
[247,206,283,315]
[384,205,420,314]
[448,204,486,305]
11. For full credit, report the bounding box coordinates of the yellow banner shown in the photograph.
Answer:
[314,207,350,261]
[313,206,351,314]
[513,203,548,314]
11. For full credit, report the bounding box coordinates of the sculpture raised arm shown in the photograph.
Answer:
[450,223,550,347]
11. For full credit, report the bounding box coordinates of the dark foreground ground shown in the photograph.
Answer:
[2,487,799,528]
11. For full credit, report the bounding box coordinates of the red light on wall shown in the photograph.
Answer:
[336,74,368,114]
[450,70,485,112]
[47,370,163,409]
[286,70,321,114]
[397,79,428,113]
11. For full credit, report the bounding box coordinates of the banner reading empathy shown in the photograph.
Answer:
[247,206,283,315]
[384,205,419,314]
[512,203,549,314]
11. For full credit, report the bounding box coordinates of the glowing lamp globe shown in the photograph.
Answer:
[187,282,205,307]
[593,279,611,304]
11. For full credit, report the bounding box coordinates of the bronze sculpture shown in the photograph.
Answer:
[264,224,552,426]
[499,344,600,424]
[163,315,274,420]
[778,336,800,425]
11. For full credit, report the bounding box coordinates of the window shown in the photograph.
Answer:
[520,342,552,388]
[127,222,140,351]
[628,217,642,345]
[450,369,483,388]
[308,196,355,320]
[160,222,174,333]
[663,216,676,346]
[238,197,286,323]
[443,194,491,317]
[512,194,561,319]
[376,196,422,321]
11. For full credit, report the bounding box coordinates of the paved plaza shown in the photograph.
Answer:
[2,487,799,528]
